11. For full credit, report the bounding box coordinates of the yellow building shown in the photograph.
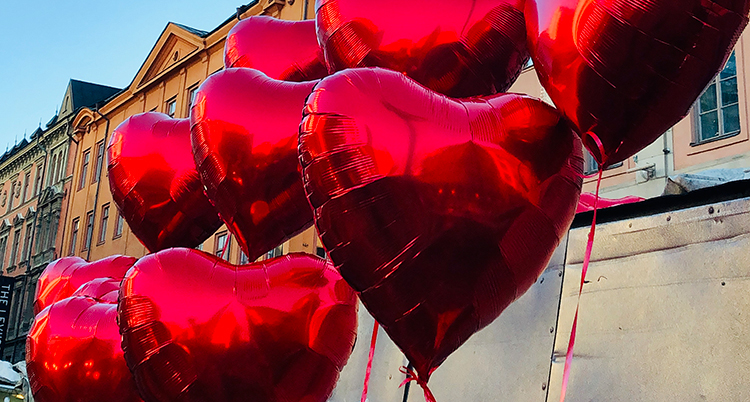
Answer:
[66,1,323,265]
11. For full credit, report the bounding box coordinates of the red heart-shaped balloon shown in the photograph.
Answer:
[316,0,529,98]
[525,0,750,165]
[27,258,142,402]
[191,69,316,261]
[225,16,328,81]
[299,68,583,382]
[108,113,223,252]
[118,249,357,402]
[34,255,137,315]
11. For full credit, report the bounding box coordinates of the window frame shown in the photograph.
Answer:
[91,141,105,184]
[693,52,741,145]
[69,218,80,256]
[9,228,20,268]
[187,84,200,113]
[214,231,229,259]
[98,204,110,245]
[21,171,30,204]
[113,210,124,239]
[166,97,177,117]
[78,149,91,190]
[82,211,94,252]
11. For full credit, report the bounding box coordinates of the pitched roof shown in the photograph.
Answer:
[68,79,122,111]
[172,22,209,38]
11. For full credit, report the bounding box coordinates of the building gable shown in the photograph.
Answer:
[132,23,207,91]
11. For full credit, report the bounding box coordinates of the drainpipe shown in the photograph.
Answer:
[87,106,110,261]
[303,0,309,20]
[663,131,671,185]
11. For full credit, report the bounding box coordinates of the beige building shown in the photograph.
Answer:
[66,1,323,266]
[510,32,748,200]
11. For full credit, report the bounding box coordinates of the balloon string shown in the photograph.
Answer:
[399,366,437,402]
[560,167,603,402]
[360,321,379,402]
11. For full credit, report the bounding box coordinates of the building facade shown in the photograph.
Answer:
[509,30,750,200]
[66,0,324,268]
[0,79,119,362]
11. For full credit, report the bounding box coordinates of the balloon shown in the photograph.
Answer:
[118,248,358,402]
[525,0,750,165]
[225,16,328,81]
[108,113,223,252]
[27,260,142,402]
[299,68,583,383]
[191,69,317,261]
[576,193,644,213]
[316,0,529,98]
[34,255,137,315]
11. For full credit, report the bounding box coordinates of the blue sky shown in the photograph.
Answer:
[0,1,252,150]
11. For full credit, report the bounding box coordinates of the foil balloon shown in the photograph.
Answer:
[225,16,328,81]
[108,113,223,252]
[117,248,358,402]
[34,255,137,315]
[316,0,529,98]
[191,69,316,261]
[299,68,583,384]
[525,0,750,165]
[27,260,142,402]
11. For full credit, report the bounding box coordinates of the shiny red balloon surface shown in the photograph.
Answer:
[299,68,583,382]
[191,69,316,261]
[27,260,142,402]
[34,255,136,315]
[316,0,529,98]
[108,113,223,252]
[525,0,750,165]
[225,16,328,81]
[118,248,358,402]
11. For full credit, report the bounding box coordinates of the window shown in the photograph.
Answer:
[21,224,32,264]
[166,98,177,117]
[188,85,200,110]
[47,213,58,251]
[214,232,229,259]
[239,249,249,265]
[696,52,740,143]
[92,141,105,184]
[83,211,94,251]
[266,245,283,260]
[0,236,7,270]
[34,166,42,196]
[316,246,327,259]
[9,229,20,267]
[21,171,30,203]
[98,204,109,244]
[583,150,623,175]
[195,243,203,251]
[56,153,64,182]
[113,211,124,239]
[49,155,57,186]
[78,150,90,190]
[36,216,47,254]
[7,281,22,338]
[69,218,79,255]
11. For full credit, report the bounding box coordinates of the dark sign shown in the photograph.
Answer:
[0,276,14,349]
